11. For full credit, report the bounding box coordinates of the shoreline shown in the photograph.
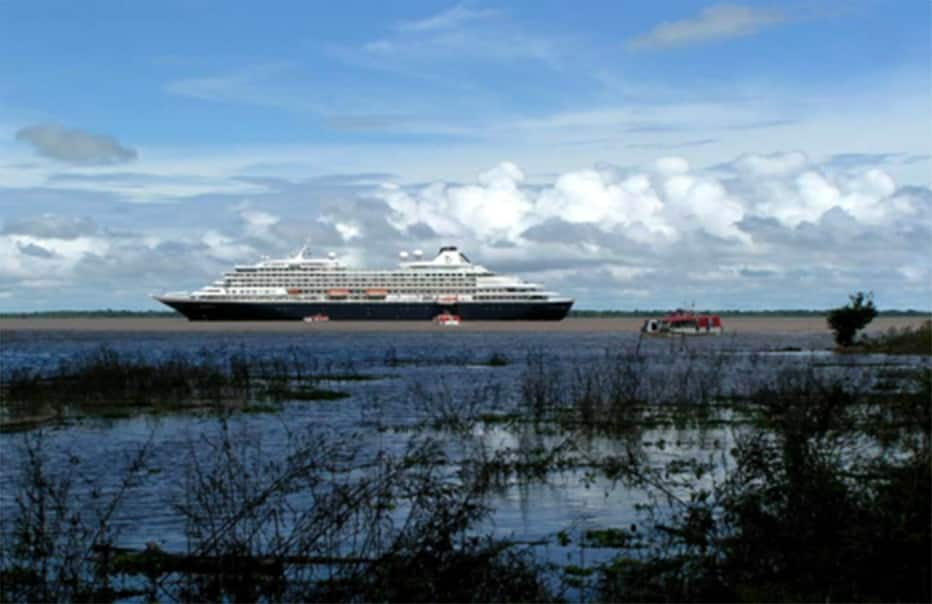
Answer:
[0,316,926,334]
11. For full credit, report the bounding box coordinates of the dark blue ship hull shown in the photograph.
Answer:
[157,299,573,321]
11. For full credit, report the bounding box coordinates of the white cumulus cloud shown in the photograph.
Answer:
[1,152,929,310]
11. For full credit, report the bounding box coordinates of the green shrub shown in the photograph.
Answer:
[828,292,878,347]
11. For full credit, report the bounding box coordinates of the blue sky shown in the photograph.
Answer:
[0,1,929,310]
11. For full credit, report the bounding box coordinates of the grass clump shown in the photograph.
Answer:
[2,347,234,407]
[315,373,383,381]
[594,368,931,604]
[583,528,638,549]
[265,385,349,401]
[484,352,510,366]
[0,346,362,427]
[854,320,931,355]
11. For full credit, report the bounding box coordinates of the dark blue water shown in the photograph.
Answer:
[1,328,925,590]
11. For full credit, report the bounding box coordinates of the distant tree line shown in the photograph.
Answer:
[0,310,182,318]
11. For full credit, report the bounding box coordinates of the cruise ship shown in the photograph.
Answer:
[154,246,574,321]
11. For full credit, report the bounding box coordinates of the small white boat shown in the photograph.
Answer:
[303,314,330,322]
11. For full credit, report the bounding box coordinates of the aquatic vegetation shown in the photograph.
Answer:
[483,352,510,366]
[0,431,155,603]
[263,384,349,401]
[1,334,929,602]
[0,346,366,425]
[592,368,931,603]
[0,422,558,603]
[383,344,511,368]
[853,319,932,355]
[582,527,639,549]
[519,347,732,433]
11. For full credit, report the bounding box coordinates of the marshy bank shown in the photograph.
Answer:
[842,319,932,355]
[1,330,929,602]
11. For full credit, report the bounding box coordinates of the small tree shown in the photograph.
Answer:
[827,291,878,347]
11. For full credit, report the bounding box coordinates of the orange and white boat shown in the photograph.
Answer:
[433,312,461,326]
[303,313,330,322]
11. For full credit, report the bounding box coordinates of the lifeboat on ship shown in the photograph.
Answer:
[303,314,330,322]
[327,288,350,299]
[642,309,723,336]
[433,312,461,326]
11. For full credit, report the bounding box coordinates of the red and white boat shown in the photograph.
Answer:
[642,310,723,335]
[303,313,330,322]
[433,312,462,326]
